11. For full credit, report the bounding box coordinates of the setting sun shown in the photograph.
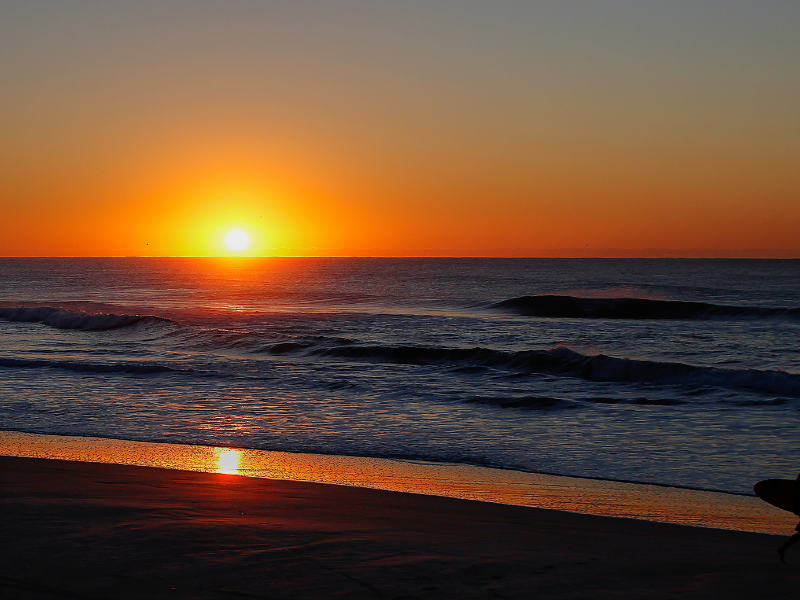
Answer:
[225,229,249,252]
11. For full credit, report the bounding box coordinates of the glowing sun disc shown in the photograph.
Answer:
[225,229,249,251]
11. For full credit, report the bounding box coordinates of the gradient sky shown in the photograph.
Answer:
[1,1,798,257]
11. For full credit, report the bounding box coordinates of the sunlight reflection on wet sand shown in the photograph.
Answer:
[216,447,240,474]
[1,430,793,535]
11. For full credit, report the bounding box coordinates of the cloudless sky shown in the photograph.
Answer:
[1,1,798,256]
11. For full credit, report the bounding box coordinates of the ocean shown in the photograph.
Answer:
[1,257,798,494]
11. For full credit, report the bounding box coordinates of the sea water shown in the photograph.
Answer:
[1,257,798,494]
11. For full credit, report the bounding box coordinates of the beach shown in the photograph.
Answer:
[2,259,800,598]
[4,0,800,594]
[2,455,799,600]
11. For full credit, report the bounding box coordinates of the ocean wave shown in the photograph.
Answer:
[555,347,800,396]
[464,396,579,410]
[492,295,800,320]
[262,341,317,354]
[0,357,181,375]
[0,306,173,331]
[304,343,800,398]
[463,395,690,410]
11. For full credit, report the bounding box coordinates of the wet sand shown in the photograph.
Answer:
[2,456,799,599]
[3,431,792,534]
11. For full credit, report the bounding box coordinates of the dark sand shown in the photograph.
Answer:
[2,456,798,599]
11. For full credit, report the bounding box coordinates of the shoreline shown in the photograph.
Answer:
[1,430,794,535]
[2,428,761,496]
[2,454,799,599]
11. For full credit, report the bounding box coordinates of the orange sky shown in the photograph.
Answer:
[1,2,798,257]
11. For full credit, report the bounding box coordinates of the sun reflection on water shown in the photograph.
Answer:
[216,448,241,474]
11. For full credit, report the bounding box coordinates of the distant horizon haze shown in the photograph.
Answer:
[2,250,799,259]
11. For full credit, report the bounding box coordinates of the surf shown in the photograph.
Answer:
[261,341,800,398]
[492,295,800,320]
[0,306,175,331]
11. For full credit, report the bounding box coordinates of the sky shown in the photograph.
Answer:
[1,1,798,257]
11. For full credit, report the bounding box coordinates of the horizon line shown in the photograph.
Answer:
[2,251,800,260]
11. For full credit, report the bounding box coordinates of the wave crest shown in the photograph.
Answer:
[493,295,800,320]
[0,306,172,331]
[303,343,800,398]
[0,357,179,375]
[464,396,578,410]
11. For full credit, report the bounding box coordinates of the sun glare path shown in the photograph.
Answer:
[216,448,241,474]
[225,229,249,252]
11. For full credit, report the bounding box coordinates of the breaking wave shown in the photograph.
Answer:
[0,306,174,331]
[492,295,800,320]
[298,343,800,398]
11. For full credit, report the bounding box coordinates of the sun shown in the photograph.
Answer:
[225,229,249,252]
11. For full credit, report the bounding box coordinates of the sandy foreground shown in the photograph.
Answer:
[1,456,799,600]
